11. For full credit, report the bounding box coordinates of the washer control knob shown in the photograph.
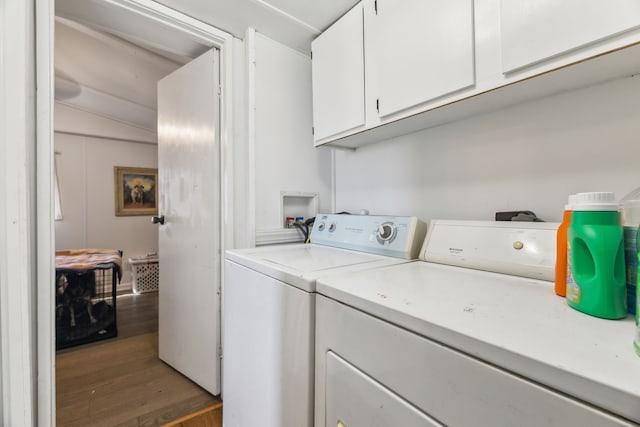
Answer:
[317,222,325,232]
[328,223,337,232]
[376,222,397,243]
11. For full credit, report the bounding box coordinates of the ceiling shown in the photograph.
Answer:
[55,17,183,133]
[152,0,359,52]
[54,0,358,137]
[56,0,360,55]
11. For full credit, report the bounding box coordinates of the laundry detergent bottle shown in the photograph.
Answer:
[636,241,640,356]
[555,194,575,297]
[621,187,640,315]
[567,192,627,319]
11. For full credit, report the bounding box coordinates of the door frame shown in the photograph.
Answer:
[1,1,43,425]
[0,1,236,425]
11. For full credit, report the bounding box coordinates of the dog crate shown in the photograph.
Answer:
[129,254,159,293]
[55,266,118,350]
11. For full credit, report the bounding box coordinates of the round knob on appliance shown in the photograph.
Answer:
[317,222,325,231]
[376,222,397,243]
[328,223,336,232]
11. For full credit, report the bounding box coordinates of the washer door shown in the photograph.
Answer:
[326,351,442,427]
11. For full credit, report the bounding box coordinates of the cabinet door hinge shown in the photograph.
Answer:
[376,99,379,113]
[375,0,378,15]
[218,346,223,359]
[310,51,313,60]
[312,127,315,135]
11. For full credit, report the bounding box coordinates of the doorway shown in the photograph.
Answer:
[48,0,236,424]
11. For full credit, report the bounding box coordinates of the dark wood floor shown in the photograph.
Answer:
[56,292,221,427]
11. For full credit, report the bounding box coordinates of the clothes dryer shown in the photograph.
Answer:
[223,214,426,427]
[315,220,640,426]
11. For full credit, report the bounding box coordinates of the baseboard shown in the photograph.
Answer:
[117,281,132,295]
[255,228,305,246]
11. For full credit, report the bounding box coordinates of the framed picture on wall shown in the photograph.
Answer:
[114,166,158,216]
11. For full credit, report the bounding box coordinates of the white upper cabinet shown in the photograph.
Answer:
[311,0,640,148]
[367,0,475,118]
[312,3,365,143]
[501,0,640,73]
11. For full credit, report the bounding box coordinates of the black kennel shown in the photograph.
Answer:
[55,250,121,350]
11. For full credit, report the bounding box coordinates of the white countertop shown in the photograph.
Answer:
[316,261,640,423]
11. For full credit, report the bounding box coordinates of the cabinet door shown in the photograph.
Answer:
[312,3,365,142]
[501,0,640,73]
[326,351,442,427]
[369,0,475,118]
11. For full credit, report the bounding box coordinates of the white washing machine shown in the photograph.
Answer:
[315,220,640,426]
[222,214,426,427]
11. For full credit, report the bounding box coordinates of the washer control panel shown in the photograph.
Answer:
[310,214,427,259]
[376,222,397,244]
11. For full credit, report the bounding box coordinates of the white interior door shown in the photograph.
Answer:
[157,48,221,395]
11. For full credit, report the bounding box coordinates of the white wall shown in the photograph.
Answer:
[253,32,333,232]
[335,75,640,223]
[54,107,158,287]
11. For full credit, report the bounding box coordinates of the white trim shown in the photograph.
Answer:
[55,16,187,66]
[96,0,231,45]
[331,148,337,214]
[1,0,37,425]
[255,229,306,246]
[36,0,56,424]
[0,0,4,411]
[250,0,322,35]
[229,37,250,249]
[54,130,157,146]
[54,102,158,144]
[246,28,257,248]
[34,0,237,423]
